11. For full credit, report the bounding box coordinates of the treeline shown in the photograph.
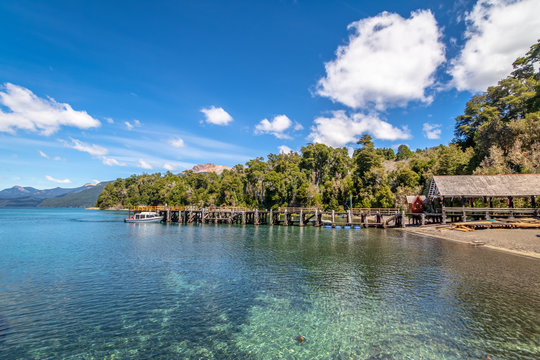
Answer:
[96,41,539,210]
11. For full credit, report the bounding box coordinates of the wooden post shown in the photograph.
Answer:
[362,213,368,227]
[314,209,319,227]
[421,213,425,226]
[201,208,205,224]
[401,210,406,228]
[462,206,467,223]
[331,210,335,227]
[269,209,273,225]
[242,211,246,225]
[255,209,259,225]
[167,209,171,223]
[347,209,352,225]
[299,209,304,227]
[441,207,446,224]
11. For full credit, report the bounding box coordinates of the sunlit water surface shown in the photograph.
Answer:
[0,209,539,359]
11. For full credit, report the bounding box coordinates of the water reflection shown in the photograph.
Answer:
[0,209,539,359]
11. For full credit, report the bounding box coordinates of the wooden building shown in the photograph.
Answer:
[427,174,539,221]
[406,195,426,213]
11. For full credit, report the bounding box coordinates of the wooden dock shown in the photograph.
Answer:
[128,206,406,228]
[127,205,538,228]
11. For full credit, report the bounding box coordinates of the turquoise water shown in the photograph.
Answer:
[0,209,539,359]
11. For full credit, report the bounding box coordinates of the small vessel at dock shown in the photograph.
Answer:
[124,211,163,223]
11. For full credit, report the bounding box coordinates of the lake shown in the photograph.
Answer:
[0,208,539,359]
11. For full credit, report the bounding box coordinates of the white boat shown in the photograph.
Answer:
[124,211,163,223]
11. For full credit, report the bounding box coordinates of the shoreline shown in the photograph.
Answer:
[401,225,540,260]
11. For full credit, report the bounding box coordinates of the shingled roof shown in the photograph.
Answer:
[428,174,540,197]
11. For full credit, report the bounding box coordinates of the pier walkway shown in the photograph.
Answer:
[129,206,405,228]
[128,205,538,228]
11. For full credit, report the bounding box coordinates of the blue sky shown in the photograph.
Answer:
[1,0,539,189]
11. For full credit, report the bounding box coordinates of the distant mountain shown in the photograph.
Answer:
[0,182,109,208]
[0,185,87,199]
[189,163,232,175]
[38,182,108,208]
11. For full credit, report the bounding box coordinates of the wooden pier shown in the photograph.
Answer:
[128,206,407,228]
[128,204,538,229]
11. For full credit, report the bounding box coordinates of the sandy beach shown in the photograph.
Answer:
[403,225,540,259]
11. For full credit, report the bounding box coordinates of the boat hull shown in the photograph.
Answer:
[124,217,163,223]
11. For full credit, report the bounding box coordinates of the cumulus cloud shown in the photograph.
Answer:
[45,175,71,184]
[449,0,540,92]
[169,137,185,148]
[102,157,126,166]
[39,150,49,159]
[68,138,108,156]
[105,117,114,124]
[309,110,410,147]
[0,83,101,135]
[201,106,233,125]
[293,122,304,131]
[255,115,293,139]
[278,145,293,154]
[163,163,176,171]
[423,123,442,139]
[138,159,152,170]
[316,10,445,110]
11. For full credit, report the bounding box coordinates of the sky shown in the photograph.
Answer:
[1,0,539,189]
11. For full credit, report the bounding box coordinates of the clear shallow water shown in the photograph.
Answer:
[0,209,539,359]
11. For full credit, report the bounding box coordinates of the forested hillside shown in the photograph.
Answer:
[96,41,539,210]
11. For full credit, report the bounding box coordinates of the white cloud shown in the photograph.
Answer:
[255,115,293,139]
[169,137,185,148]
[316,10,445,110]
[0,83,101,135]
[293,122,304,131]
[53,156,62,161]
[201,106,233,125]
[138,159,152,170]
[105,117,114,124]
[66,138,125,167]
[45,175,71,184]
[449,0,540,92]
[163,163,176,171]
[102,157,126,166]
[125,121,133,130]
[309,110,411,147]
[423,123,442,139]
[39,150,49,159]
[278,145,293,154]
[91,179,100,184]
[69,138,108,156]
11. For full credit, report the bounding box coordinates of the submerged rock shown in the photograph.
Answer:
[295,336,305,343]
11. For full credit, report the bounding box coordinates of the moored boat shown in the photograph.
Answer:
[124,211,163,223]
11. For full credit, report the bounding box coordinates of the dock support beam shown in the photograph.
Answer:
[331,210,335,227]
[299,209,304,227]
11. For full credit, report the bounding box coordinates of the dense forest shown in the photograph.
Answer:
[96,41,539,210]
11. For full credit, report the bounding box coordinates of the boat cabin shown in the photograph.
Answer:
[133,212,159,219]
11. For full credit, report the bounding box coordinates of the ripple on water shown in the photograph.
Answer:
[0,209,539,359]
